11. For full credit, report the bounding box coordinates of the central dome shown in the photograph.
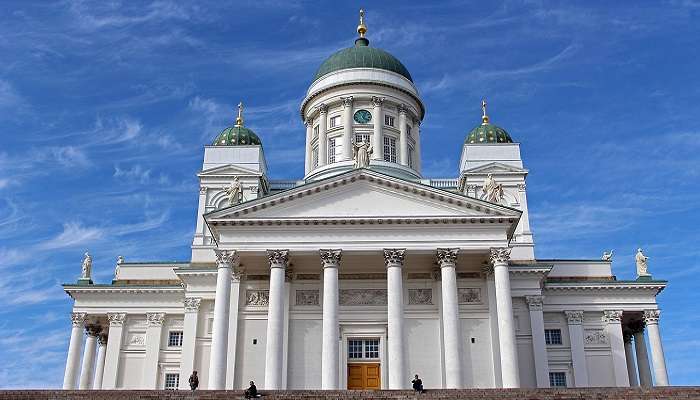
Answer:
[313,37,413,83]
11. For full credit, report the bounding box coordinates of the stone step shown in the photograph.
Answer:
[1,388,700,400]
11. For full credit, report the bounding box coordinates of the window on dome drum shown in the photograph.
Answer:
[328,138,336,164]
[406,125,412,137]
[383,137,397,163]
[329,115,340,128]
[312,146,319,168]
[408,146,414,169]
[355,133,370,145]
[348,339,380,360]
[385,115,395,127]
[544,329,562,345]
[168,331,183,347]
[313,125,319,138]
[549,372,567,387]
[164,373,179,390]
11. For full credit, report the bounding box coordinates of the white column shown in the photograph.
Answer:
[304,119,313,174]
[193,186,208,245]
[634,328,653,387]
[644,310,669,386]
[341,97,353,160]
[624,332,639,387]
[398,104,408,166]
[318,104,328,167]
[78,325,99,389]
[179,298,201,389]
[371,97,384,160]
[384,248,407,389]
[526,296,549,387]
[565,311,588,387]
[414,118,422,173]
[63,312,86,389]
[264,249,289,389]
[208,249,238,389]
[143,313,165,388]
[321,249,342,389]
[92,334,108,389]
[483,266,501,388]
[436,248,463,388]
[226,273,242,389]
[603,310,629,387]
[490,248,520,388]
[102,313,126,389]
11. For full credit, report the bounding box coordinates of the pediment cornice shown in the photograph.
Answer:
[462,162,528,174]
[198,164,262,177]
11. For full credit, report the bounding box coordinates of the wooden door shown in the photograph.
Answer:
[347,363,381,389]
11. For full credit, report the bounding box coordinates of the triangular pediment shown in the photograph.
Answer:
[462,162,527,174]
[206,169,521,221]
[198,164,262,177]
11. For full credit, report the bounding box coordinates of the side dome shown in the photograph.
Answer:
[212,102,263,146]
[313,38,413,83]
[466,100,514,144]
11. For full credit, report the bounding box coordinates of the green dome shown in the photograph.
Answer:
[213,125,262,146]
[466,123,514,144]
[313,38,413,82]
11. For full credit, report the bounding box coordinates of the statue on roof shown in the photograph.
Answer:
[115,255,124,279]
[482,174,503,203]
[80,251,92,280]
[601,250,613,261]
[353,138,372,169]
[635,248,651,278]
[223,177,242,206]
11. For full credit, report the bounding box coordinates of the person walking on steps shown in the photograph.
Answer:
[188,370,199,391]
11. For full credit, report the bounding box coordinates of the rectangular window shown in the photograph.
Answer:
[312,146,319,168]
[328,138,336,164]
[348,339,380,359]
[406,124,412,137]
[355,133,370,144]
[408,146,414,168]
[364,339,379,359]
[549,372,567,387]
[164,373,179,390]
[329,115,340,128]
[383,137,397,163]
[348,339,364,359]
[313,125,319,138]
[544,329,562,345]
[385,115,395,127]
[168,331,183,347]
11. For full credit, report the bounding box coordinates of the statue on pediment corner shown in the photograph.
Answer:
[636,248,651,277]
[80,251,92,280]
[602,250,613,261]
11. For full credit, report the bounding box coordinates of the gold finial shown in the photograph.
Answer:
[481,99,489,125]
[357,8,367,38]
[235,101,244,127]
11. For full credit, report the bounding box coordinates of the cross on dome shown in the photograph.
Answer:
[357,9,367,38]
[481,99,489,125]
[235,101,244,127]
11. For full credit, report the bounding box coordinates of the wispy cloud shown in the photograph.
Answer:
[38,222,104,250]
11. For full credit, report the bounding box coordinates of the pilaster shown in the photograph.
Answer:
[179,297,201,389]
[603,310,629,387]
[565,311,588,387]
[102,313,126,389]
[226,272,243,389]
[143,313,165,388]
[526,295,549,387]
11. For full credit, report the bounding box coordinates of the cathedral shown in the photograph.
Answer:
[62,10,669,391]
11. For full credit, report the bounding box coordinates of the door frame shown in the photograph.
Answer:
[339,324,388,389]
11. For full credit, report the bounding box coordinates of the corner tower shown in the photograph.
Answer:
[300,9,425,181]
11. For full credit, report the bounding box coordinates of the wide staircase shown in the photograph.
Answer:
[1,388,700,400]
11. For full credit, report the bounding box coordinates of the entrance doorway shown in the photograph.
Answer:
[346,338,381,389]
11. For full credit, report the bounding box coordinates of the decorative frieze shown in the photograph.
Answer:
[643,309,661,324]
[246,290,270,306]
[458,288,482,304]
[489,247,511,265]
[129,334,145,345]
[70,312,87,327]
[147,313,165,327]
[320,249,342,267]
[295,290,319,306]
[602,310,623,323]
[526,295,544,311]
[383,248,405,266]
[339,289,387,306]
[184,297,202,313]
[107,313,126,327]
[267,249,289,268]
[436,248,459,266]
[565,310,584,325]
[408,288,433,305]
[584,330,609,345]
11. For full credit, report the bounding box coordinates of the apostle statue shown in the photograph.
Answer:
[635,248,651,277]
[601,250,613,261]
[223,177,242,206]
[81,251,92,280]
[115,255,124,279]
[482,174,504,203]
[352,139,372,169]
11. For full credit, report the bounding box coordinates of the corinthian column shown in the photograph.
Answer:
[603,310,629,387]
[63,312,87,389]
[318,104,328,167]
[93,334,108,389]
[624,331,639,387]
[102,313,125,389]
[371,97,384,160]
[644,310,669,386]
[341,97,353,160]
[265,249,289,389]
[398,104,408,166]
[631,320,652,387]
[304,118,313,174]
[565,310,588,387]
[78,325,100,389]
[384,248,407,389]
[490,247,520,388]
[436,248,463,388]
[208,249,238,389]
[320,249,342,389]
[526,295,549,387]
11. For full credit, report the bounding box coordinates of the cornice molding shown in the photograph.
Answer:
[545,282,666,294]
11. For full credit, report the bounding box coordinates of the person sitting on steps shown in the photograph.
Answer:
[188,370,198,391]
[244,380,260,398]
[412,374,425,393]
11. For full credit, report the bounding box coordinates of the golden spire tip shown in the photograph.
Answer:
[235,101,244,127]
[481,99,489,125]
[357,8,367,38]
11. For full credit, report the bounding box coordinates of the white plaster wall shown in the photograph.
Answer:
[405,318,442,389]
[517,340,537,388]
[287,319,322,389]
[461,317,494,387]
[586,353,615,387]
[195,343,210,389]
[117,354,144,388]
[234,319,268,388]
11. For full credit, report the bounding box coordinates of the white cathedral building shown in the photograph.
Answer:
[62,11,669,392]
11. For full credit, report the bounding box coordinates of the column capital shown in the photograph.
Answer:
[267,249,289,268]
[70,312,88,327]
[643,309,660,325]
[489,247,511,265]
[397,103,407,115]
[147,312,165,327]
[107,313,126,327]
[436,248,459,267]
[341,96,353,108]
[184,297,202,313]
[304,118,312,127]
[602,310,624,324]
[318,103,328,114]
[85,325,102,337]
[383,248,405,267]
[320,249,342,268]
[526,295,544,311]
[565,310,584,325]
[214,249,238,267]
[371,96,385,107]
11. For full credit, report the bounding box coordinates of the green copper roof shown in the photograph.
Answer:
[313,38,413,83]
[466,123,514,144]
[213,125,262,146]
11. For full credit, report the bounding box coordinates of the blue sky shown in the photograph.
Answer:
[0,0,699,388]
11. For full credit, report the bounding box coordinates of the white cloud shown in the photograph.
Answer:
[37,222,104,250]
[49,146,91,168]
[0,79,25,111]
